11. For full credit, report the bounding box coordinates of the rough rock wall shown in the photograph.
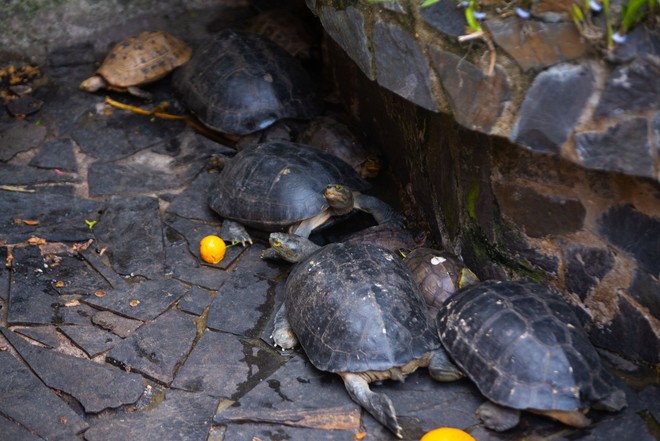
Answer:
[315,1,660,365]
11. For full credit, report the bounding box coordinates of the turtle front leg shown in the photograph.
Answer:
[476,401,521,432]
[340,372,403,439]
[427,348,465,382]
[353,194,404,228]
[126,85,153,100]
[271,304,298,349]
[221,220,253,246]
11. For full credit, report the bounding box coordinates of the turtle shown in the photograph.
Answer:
[208,141,402,246]
[80,31,192,99]
[243,8,319,60]
[173,29,322,136]
[432,280,627,431]
[297,115,382,178]
[267,232,460,438]
[405,247,478,315]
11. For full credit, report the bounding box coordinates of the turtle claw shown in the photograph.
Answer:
[221,220,253,247]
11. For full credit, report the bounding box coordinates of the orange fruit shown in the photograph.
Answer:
[200,235,226,264]
[420,427,475,441]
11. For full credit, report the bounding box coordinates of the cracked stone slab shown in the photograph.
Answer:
[207,270,274,338]
[172,329,282,398]
[0,247,8,303]
[2,327,144,413]
[428,47,510,133]
[107,309,197,384]
[164,214,242,270]
[166,167,225,223]
[0,163,75,186]
[419,0,467,37]
[165,238,233,290]
[222,423,357,441]
[372,19,438,111]
[319,6,373,79]
[0,349,89,439]
[15,325,61,348]
[511,63,595,154]
[8,245,60,325]
[84,278,187,321]
[59,324,123,357]
[92,310,143,338]
[0,120,47,161]
[85,389,218,441]
[0,187,101,243]
[59,301,99,325]
[177,285,214,316]
[47,252,113,297]
[231,242,284,281]
[575,118,653,178]
[487,19,588,71]
[216,354,360,432]
[594,57,660,118]
[0,413,44,441]
[94,195,164,277]
[88,161,183,196]
[28,137,78,172]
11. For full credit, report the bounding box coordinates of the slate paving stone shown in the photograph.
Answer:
[84,278,188,321]
[2,327,145,413]
[8,245,61,325]
[164,214,242,270]
[88,160,183,196]
[94,195,164,277]
[177,285,214,316]
[0,163,75,186]
[107,309,197,384]
[28,137,78,172]
[47,252,112,297]
[207,270,274,338]
[166,170,222,222]
[216,354,361,433]
[0,187,102,243]
[59,301,99,325]
[84,389,218,441]
[0,247,8,303]
[15,325,61,348]
[59,324,123,357]
[222,423,357,441]
[173,330,282,399]
[231,242,285,281]
[0,120,47,161]
[0,413,44,441]
[165,238,233,290]
[92,310,143,338]
[0,349,89,439]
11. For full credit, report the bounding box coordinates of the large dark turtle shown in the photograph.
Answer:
[209,141,402,245]
[434,280,627,431]
[268,233,457,438]
[173,29,322,136]
[80,31,192,98]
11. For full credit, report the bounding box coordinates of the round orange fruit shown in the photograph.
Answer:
[420,427,475,441]
[200,235,226,264]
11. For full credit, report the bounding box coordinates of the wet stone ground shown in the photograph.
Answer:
[1,34,659,441]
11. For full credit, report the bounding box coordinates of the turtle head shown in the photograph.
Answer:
[359,156,382,178]
[79,75,107,93]
[324,184,354,215]
[268,232,318,263]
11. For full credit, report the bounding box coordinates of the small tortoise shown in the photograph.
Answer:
[268,233,457,438]
[80,31,192,98]
[405,247,478,315]
[173,29,322,135]
[208,141,402,246]
[433,280,627,431]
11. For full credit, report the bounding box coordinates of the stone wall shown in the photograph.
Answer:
[310,0,659,365]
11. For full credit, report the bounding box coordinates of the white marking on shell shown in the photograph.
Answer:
[431,256,446,265]
[384,253,394,261]
[510,388,516,396]
[382,328,387,334]
[567,323,575,329]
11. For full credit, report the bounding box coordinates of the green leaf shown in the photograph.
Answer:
[85,219,97,230]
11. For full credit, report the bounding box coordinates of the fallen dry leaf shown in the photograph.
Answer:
[55,281,64,287]
[95,290,107,298]
[27,236,46,246]
[14,218,40,226]
[129,299,140,307]
[64,300,80,307]
[59,416,68,425]
[5,249,13,269]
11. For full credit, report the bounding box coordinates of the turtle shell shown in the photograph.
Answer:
[173,29,322,135]
[285,241,441,373]
[437,281,621,413]
[208,141,369,231]
[97,31,192,87]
